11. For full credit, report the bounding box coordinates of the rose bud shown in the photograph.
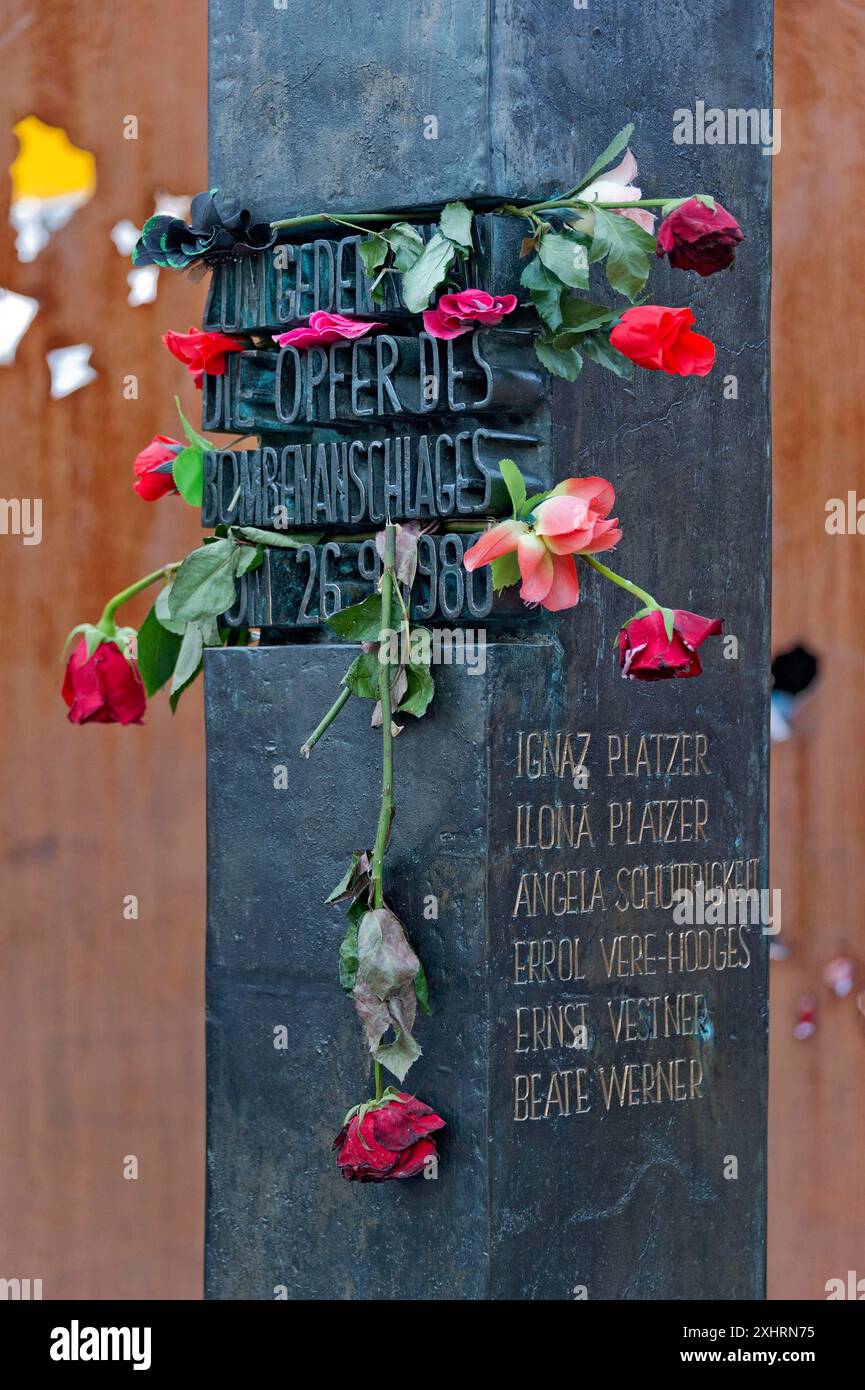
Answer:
[423,289,518,340]
[162,326,246,388]
[333,1091,444,1182]
[656,197,744,277]
[609,305,715,377]
[133,434,182,501]
[619,608,723,681]
[62,636,146,725]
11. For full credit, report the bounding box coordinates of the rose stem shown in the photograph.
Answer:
[270,211,403,231]
[370,522,397,1103]
[97,565,179,637]
[580,554,661,611]
[299,686,352,758]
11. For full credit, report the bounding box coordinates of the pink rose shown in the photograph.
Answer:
[423,289,518,340]
[463,476,621,612]
[274,312,384,350]
[579,149,656,235]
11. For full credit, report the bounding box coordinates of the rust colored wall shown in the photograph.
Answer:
[0,0,208,1298]
[0,0,862,1302]
[768,0,865,1301]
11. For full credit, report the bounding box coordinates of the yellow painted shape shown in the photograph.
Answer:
[10,115,96,202]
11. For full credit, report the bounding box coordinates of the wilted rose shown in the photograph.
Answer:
[333,1091,445,1182]
[62,637,147,724]
[619,608,723,680]
[656,198,743,277]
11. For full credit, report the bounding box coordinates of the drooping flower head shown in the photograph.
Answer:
[619,608,723,680]
[656,198,743,277]
[333,1091,445,1182]
[62,636,146,725]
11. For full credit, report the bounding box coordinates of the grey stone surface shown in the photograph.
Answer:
[205,0,773,1299]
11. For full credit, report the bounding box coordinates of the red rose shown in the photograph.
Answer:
[423,289,518,340]
[133,434,181,501]
[62,637,147,724]
[609,305,715,377]
[656,198,744,277]
[333,1092,445,1182]
[619,609,723,681]
[162,326,246,388]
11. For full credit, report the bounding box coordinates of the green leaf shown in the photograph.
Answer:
[383,222,426,272]
[357,907,420,998]
[172,444,204,506]
[661,606,675,642]
[399,662,435,718]
[534,336,583,381]
[327,851,362,904]
[342,649,381,700]
[498,458,527,517]
[590,207,656,301]
[440,200,473,250]
[174,395,212,452]
[235,545,262,577]
[538,232,589,289]
[580,330,634,380]
[555,297,617,339]
[136,604,183,696]
[570,122,635,194]
[491,550,521,592]
[168,539,240,622]
[228,525,320,549]
[401,232,456,314]
[358,233,388,277]
[520,256,565,332]
[170,622,205,695]
[155,583,187,634]
[338,919,360,994]
[324,592,383,642]
[168,660,202,713]
[414,962,431,1016]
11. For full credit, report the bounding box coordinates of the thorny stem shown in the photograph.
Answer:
[271,197,677,236]
[97,565,179,636]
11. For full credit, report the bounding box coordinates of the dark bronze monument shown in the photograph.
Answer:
[204,0,772,1299]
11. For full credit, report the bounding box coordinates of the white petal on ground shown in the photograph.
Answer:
[46,343,97,399]
[0,288,39,365]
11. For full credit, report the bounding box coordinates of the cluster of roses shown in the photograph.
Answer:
[62,189,733,1184]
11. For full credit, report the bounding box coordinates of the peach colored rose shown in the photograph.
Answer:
[463,476,621,612]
